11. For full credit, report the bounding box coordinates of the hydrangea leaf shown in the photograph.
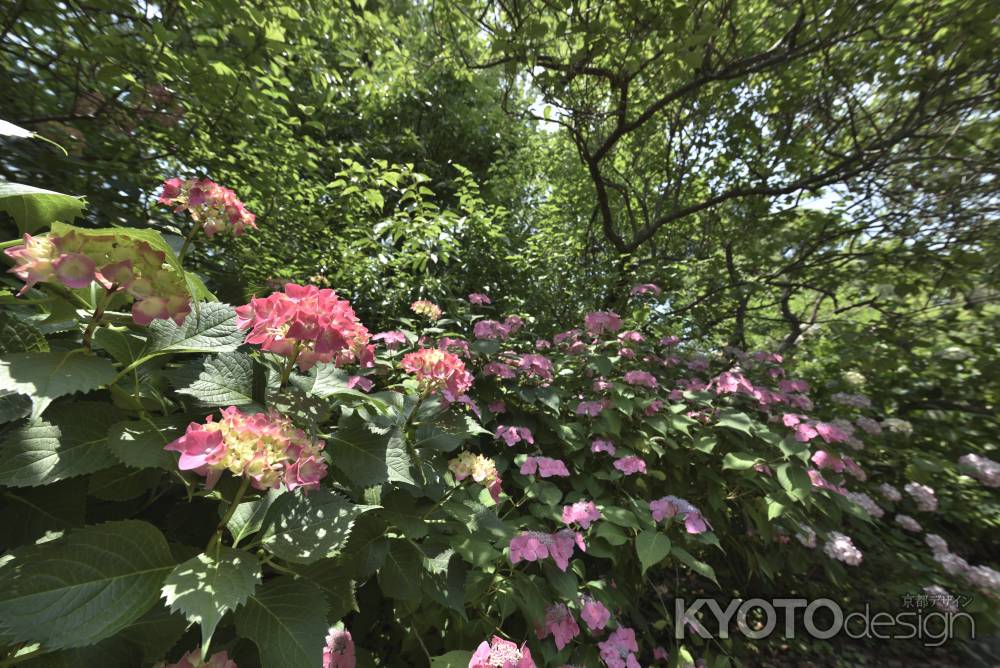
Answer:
[144,302,243,355]
[162,545,261,649]
[635,529,671,575]
[0,402,122,487]
[0,311,48,353]
[0,520,175,649]
[234,576,328,668]
[226,488,284,547]
[169,352,256,407]
[0,182,86,234]
[260,488,378,564]
[106,415,189,471]
[328,418,415,487]
[0,350,116,418]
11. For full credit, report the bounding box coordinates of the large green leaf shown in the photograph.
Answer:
[226,489,284,547]
[234,576,328,668]
[328,417,414,487]
[0,182,86,234]
[378,538,424,601]
[0,520,175,649]
[144,302,243,355]
[170,352,256,406]
[261,488,377,564]
[431,651,474,668]
[0,478,87,551]
[106,415,189,471]
[635,529,671,575]
[0,350,116,417]
[0,402,122,487]
[0,311,48,353]
[162,545,261,648]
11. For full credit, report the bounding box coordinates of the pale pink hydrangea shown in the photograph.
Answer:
[883,417,913,434]
[923,585,959,613]
[503,315,525,334]
[159,177,256,237]
[644,399,663,416]
[439,336,471,358]
[823,531,863,566]
[613,455,646,475]
[623,370,657,389]
[519,354,554,379]
[650,495,709,534]
[844,491,884,519]
[842,456,866,480]
[347,376,373,392]
[154,649,237,668]
[449,452,503,502]
[618,330,645,343]
[966,565,1000,594]
[576,400,608,416]
[591,439,616,455]
[630,283,661,296]
[469,636,535,668]
[520,456,570,478]
[811,450,846,473]
[535,338,551,350]
[484,362,517,379]
[495,425,534,447]
[660,335,680,346]
[855,416,882,435]
[958,453,1000,488]
[795,524,817,548]
[894,514,922,532]
[236,283,372,371]
[584,310,623,336]
[580,597,611,631]
[562,501,601,529]
[402,348,474,400]
[468,293,492,305]
[509,530,585,571]
[831,392,872,409]
[323,628,355,668]
[536,603,580,650]
[410,299,443,320]
[618,347,635,359]
[488,400,507,413]
[935,551,969,576]
[165,407,327,491]
[815,421,850,444]
[904,482,938,512]
[878,483,902,502]
[593,378,613,392]
[598,626,640,668]
[474,319,510,340]
[553,329,581,345]
[373,330,407,349]
[925,533,948,555]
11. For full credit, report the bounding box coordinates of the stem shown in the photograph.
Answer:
[177,219,203,264]
[421,484,461,520]
[207,476,251,553]
[279,342,302,387]
[82,286,116,351]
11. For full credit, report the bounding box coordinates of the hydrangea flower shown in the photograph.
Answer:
[660,335,680,346]
[591,439,616,455]
[154,649,237,668]
[410,299,442,320]
[401,348,474,400]
[449,452,503,502]
[844,491,884,519]
[5,230,192,325]
[823,531,862,566]
[630,283,661,296]
[520,456,570,478]
[576,400,608,416]
[650,495,709,533]
[623,370,657,389]
[878,483,902,502]
[489,400,507,413]
[958,453,1000,488]
[923,585,959,613]
[536,603,580,650]
[484,362,517,379]
[518,354,554,379]
[159,177,257,237]
[882,417,913,434]
[165,407,327,491]
[584,310,623,336]
[438,336,471,358]
[598,626,640,668]
[904,482,938,512]
[618,330,645,343]
[474,319,510,340]
[894,514,922,532]
[795,524,817,548]
[323,628,355,668]
[495,425,534,447]
[562,501,601,529]
[580,597,611,631]
[468,293,492,305]
[613,455,646,475]
[469,636,534,668]
[236,283,371,371]
[372,330,407,349]
[509,530,585,571]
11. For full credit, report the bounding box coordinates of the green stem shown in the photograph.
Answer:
[177,219,203,264]
[278,342,302,387]
[207,476,251,553]
[421,484,461,520]
[82,286,116,351]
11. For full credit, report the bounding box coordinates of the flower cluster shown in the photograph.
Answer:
[165,406,327,491]
[823,531,863,566]
[650,496,709,534]
[495,425,534,447]
[468,292,492,305]
[449,451,502,502]
[958,453,1000,488]
[904,482,938,512]
[410,299,442,320]
[323,628,355,668]
[154,650,237,668]
[236,283,372,371]
[894,514,922,532]
[581,597,611,631]
[401,348,473,400]
[509,529,585,571]
[598,626,640,668]
[844,491,884,519]
[159,177,256,237]
[926,533,1000,596]
[613,455,646,475]
[520,456,569,478]
[469,636,534,668]
[536,603,580,650]
[562,500,601,529]
[5,230,191,325]
[584,310,623,336]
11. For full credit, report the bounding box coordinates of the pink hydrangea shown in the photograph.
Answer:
[855,416,882,435]
[591,439,616,455]
[614,456,646,475]
[439,336,471,358]
[593,378,613,392]
[410,299,443,320]
[630,283,661,296]
[576,400,608,416]
[373,330,407,349]
[236,283,371,371]
[810,450,846,473]
[474,319,510,340]
[823,531,863,566]
[815,421,849,444]
[468,293,492,305]
[807,469,846,495]
[598,626,640,668]
[489,400,507,413]
[449,451,503,502]
[660,335,680,346]
[158,177,257,237]
[521,456,570,478]
[518,354,554,379]
[778,378,810,394]
[401,348,474,400]
[618,347,635,359]
[503,315,525,334]
[644,399,663,416]
[650,495,709,534]
[580,597,611,631]
[535,338,551,350]
[553,329,581,345]
[584,310,623,336]
[347,375,373,392]
[154,649,237,668]
[562,500,602,528]
[653,646,669,661]
[165,407,327,491]
[484,361,517,378]
[623,370,657,389]
[509,530,584,571]
[793,422,819,442]
[469,636,535,668]
[495,425,534,447]
[904,482,938,512]
[536,603,580,650]
[618,330,645,343]
[323,628,355,668]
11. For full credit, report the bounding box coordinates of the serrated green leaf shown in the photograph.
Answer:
[722,451,759,470]
[0,182,86,234]
[0,311,48,353]
[378,539,423,601]
[671,545,719,586]
[226,489,284,546]
[0,391,31,424]
[171,352,255,406]
[234,576,328,668]
[261,489,377,564]
[144,302,242,355]
[0,520,175,649]
[0,402,122,487]
[0,350,116,417]
[162,545,261,648]
[0,478,87,551]
[716,410,753,434]
[328,418,414,487]
[636,530,671,575]
[106,415,189,471]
